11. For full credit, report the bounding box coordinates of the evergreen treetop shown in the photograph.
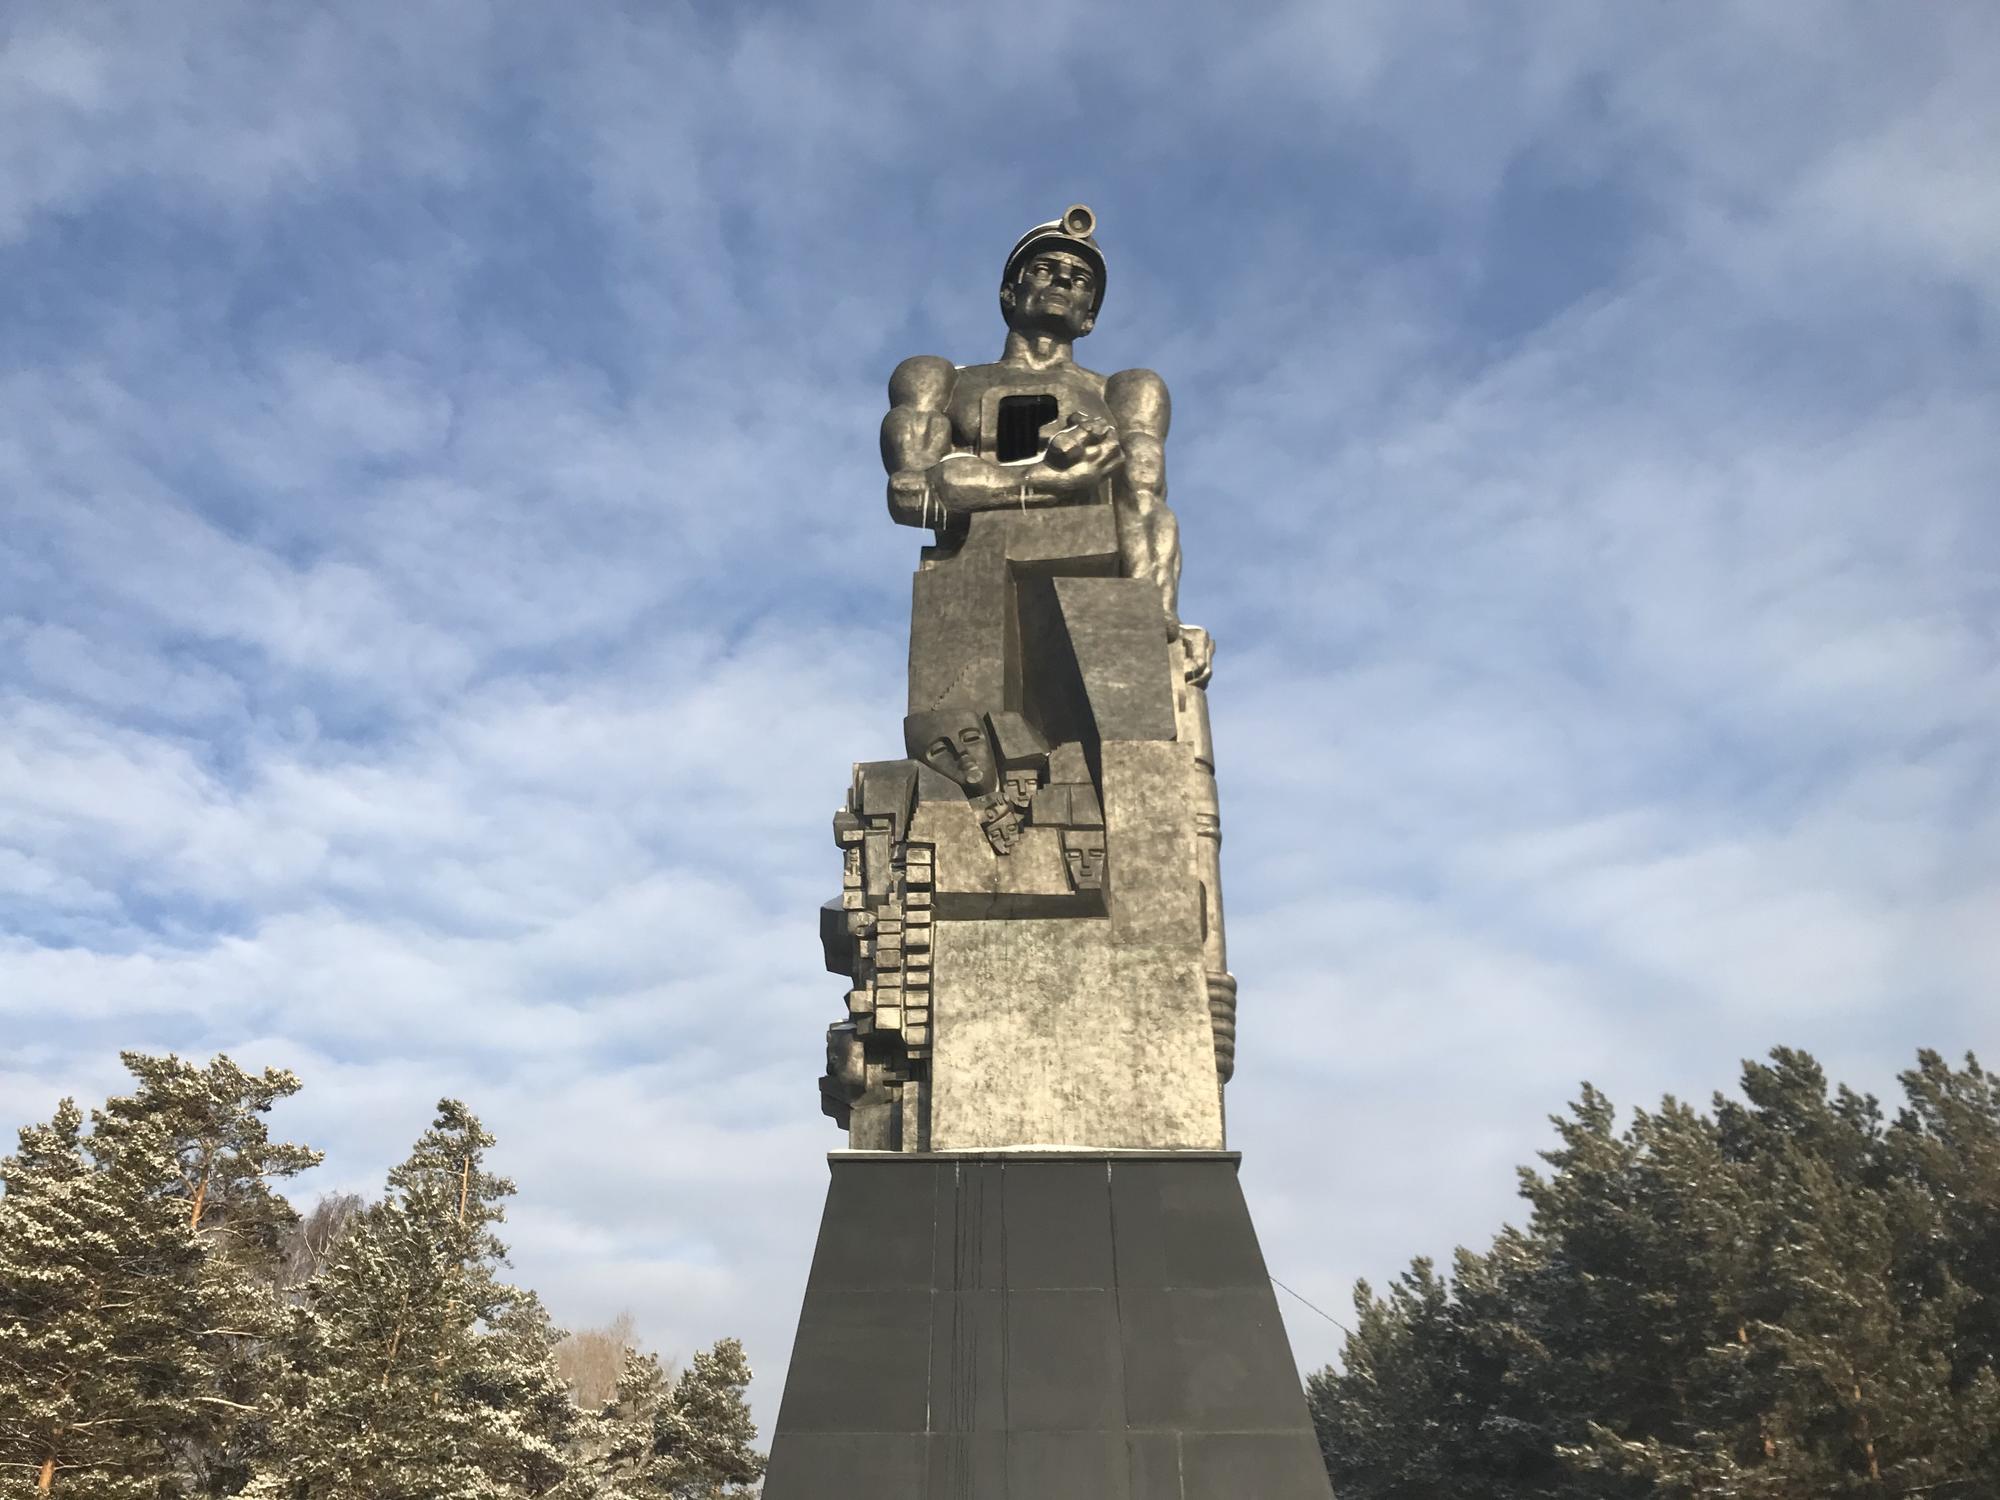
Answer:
[1311,1047,2000,1499]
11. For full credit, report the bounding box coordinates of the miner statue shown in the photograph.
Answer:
[818,205,1238,1155]
[767,208,1332,1500]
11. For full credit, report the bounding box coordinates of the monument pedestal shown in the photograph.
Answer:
[763,1152,1333,1500]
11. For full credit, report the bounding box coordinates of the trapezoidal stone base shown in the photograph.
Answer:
[762,1152,1334,1500]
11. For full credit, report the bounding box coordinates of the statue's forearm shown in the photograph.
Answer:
[888,452,1091,526]
[1129,487,1184,627]
[1114,429,1183,626]
[928,454,1068,511]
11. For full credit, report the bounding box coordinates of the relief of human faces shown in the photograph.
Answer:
[908,711,997,796]
[1001,766,1040,813]
[1061,829,1107,891]
[824,1022,868,1098]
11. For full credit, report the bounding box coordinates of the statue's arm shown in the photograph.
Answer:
[882,356,957,527]
[1108,368,1212,683]
[1105,368,1181,623]
[882,357,1120,527]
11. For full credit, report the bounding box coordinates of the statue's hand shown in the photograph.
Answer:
[1039,413,1124,493]
[889,469,930,522]
[1178,623,1214,687]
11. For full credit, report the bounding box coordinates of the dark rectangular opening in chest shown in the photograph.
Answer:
[995,393,1060,463]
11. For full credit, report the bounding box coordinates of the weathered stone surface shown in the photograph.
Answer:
[929,921,1221,1150]
[818,205,1237,1153]
[1042,575,1179,744]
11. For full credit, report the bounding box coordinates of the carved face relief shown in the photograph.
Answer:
[1061,829,1107,891]
[824,1023,868,1097]
[920,720,995,794]
[978,796,1023,855]
[1001,767,1040,812]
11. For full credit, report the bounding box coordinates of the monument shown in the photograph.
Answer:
[763,208,1333,1499]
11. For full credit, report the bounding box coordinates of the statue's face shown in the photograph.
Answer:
[826,1023,867,1093]
[1062,830,1107,890]
[1002,250,1097,339]
[1001,768,1039,812]
[921,720,995,794]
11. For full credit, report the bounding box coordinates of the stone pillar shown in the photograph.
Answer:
[780,207,1333,1495]
[763,1154,1334,1500]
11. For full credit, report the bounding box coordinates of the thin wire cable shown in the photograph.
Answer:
[1270,1273,1355,1337]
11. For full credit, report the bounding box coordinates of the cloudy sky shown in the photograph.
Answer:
[3,0,1996,1429]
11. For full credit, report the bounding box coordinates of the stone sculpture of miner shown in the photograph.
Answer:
[880,204,1215,688]
[826,204,1238,1148]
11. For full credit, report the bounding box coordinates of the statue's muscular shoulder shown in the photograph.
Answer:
[888,354,956,412]
[1104,367,1170,441]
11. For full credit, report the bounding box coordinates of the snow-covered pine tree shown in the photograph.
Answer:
[0,1055,320,1497]
[598,1348,675,1495]
[249,1099,593,1499]
[653,1339,763,1498]
[596,1339,763,1499]
[0,1098,167,1496]
[1312,1048,2000,1498]
[96,1054,323,1495]
[467,1290,602,1499]
[1887,1048,2000,1483]
[1723,1052,1995,1496]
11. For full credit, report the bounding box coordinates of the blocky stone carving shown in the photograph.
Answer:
[820,207,1237,1151]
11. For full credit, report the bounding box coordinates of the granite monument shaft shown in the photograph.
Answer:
[765,207,1333,1500]
[819,203,1238,1155]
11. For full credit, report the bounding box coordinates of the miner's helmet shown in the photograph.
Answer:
[1001,203,1106,320]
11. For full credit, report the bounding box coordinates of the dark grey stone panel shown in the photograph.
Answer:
[1180,1432,1334,1500]
[934,1157,1007,1292]
[768,1156,1330,1499]
[927,1431,1007,1500]
[1127,1431,1186,1500]
[1118,1287,1316,1432]
[922,1430,1136,1500]
[1111,1159,1269,1290]
[929,1290,1008,1435]
[765,1432,930,1500]
[774,1287,931,1435]
[810,1158,940,1290]
[1003,1156,1113,1289]
[1005,1289,1127,1432]
[1005,1430,1134,1500]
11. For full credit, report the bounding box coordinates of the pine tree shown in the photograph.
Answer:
[100,1055,322,1495]
[1309,1260,1479,1497]
[1720,1053,1996,1495]
[1885,1048,2000,1488]
[597,1339,764,1499]
[0,1098,169,1497]
[654,1339,763,1498]
[0,1055,319,1497]
[1311,1048,2000,1499]
[466,1291,601,1499]
[599,1349,677,1495]
[248,1099,592,1499]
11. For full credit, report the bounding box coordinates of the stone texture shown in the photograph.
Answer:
[818,206,1240,1150]
[929,921,1220,1151]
